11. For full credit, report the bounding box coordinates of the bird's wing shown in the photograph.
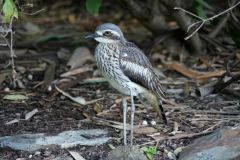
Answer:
[119,42,166,100]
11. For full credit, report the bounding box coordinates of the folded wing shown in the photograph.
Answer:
[119,42,166,100]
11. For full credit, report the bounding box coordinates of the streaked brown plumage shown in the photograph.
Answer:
[119,42,166,101]
[85,23,167,146]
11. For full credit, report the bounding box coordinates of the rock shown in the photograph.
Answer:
[107,146,147,160]
[179,126,240,160]
[0,129,109,152]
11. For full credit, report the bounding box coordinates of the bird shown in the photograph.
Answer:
[85,23,167,146]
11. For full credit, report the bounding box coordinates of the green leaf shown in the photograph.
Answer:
[2,0,18,22]
[196,4,207,19]
[148,146,157,154]
[3,94,28,101]
[86,0,101,15]
[192,0,207,19]
[195,0,214,11]
[146,152,153,160]
[142,146,157,160]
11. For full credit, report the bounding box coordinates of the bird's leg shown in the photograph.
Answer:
[130,91,135,146]
[122,96,127,146]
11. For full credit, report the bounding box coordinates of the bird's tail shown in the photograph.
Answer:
[137,86,167,124]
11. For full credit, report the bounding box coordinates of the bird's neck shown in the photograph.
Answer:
[97,39,128,51]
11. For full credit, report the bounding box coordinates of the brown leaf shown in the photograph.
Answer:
[195,70,225,80]
[83,112,90,119]
[169,62,225,81]
[94,103,103,114]
[68,150,86,160]
[169,63,201,78]
[67,47,94,69]
[60,66,93,77]
[134,126,158,134]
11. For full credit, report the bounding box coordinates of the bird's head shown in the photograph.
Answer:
[85,23,125,43]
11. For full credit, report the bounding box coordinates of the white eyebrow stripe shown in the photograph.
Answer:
[94,37,118,43]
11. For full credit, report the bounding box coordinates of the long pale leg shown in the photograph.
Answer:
[130,91,135,146]
[122,96,127,146]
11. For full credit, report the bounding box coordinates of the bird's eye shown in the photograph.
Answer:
[103,31,112,36]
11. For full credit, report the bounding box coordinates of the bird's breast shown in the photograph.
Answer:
[95,43,136,95]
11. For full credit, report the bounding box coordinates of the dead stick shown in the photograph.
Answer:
[139,131,212,146]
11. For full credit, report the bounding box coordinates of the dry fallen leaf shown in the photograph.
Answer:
[169,62,201,78]
[60,66,93,77]
[25,109,39,120]
[68,150,86,160]
[55,85,86,105]
[134,126,158,134]
[195,70,225,80]
[169,62,226,81]
[67,47,94,69]
[3,94,28,101]
[5,119,20,125]
[93,103,103,114]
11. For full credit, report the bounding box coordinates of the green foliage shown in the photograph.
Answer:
[86,0,102,15]
[192,0,208,19]
[194,0,214,10]
[2,0,19,22]
[192,0,214,19]
[142,146,157,160]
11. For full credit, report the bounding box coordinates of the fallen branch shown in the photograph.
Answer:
[213,60,240,93]
[213,73,240,93]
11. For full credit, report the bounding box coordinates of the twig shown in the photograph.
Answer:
[138,131,213,146]
[229,0,239,22]
[181,110,240,115]
[209,13,230,38]
[21,9,45,16]
[0,13,17,86]
[15,0,45,15]
[0,1,45,87]
[202,122,221,132]
[174,1,240,40]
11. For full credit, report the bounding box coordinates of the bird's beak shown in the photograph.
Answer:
[85,33,101,39]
